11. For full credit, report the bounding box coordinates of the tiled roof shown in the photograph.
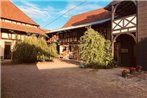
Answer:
[63,8,111,27]
[0,0,38,25]
[1,21,44,34]
[0,0,45,34]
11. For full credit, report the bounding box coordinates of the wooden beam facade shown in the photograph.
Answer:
[47,1,147,69]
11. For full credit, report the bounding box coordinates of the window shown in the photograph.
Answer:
[12,34,16,39]
[33,26,37,28]
[26,24,30,27]
[17,22,21,25]
[17,34,21,39]
[12,21,16,24]
[2,33,8,39]
[5,20,11,23]
[22,23,25,26]
[21,35,26,40]
[2,19,5,22]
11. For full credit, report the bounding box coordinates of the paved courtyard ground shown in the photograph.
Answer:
[1,59,147,98]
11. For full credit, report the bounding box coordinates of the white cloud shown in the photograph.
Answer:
[17,0,57,22]
[16,0,102,25]
[60,2,101,18]
[13,0,110,29]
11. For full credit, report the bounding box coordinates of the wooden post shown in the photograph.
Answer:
[111,3,120,58]
[111,5,115,57]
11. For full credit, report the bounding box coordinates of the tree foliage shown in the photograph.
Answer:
[79,27,113,68]
[12,35,57,63]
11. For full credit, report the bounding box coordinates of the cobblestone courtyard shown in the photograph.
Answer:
[1,59,147,98]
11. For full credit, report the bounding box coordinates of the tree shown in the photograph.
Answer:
[12,35,57,63]
[79,27,113,68]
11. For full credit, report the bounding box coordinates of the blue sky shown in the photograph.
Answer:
[11,0,111,30]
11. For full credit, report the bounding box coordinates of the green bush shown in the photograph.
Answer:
[79,27,114,68]
[12,35,57,63]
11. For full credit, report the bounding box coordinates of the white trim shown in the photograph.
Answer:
[1,18,37,28]
[129,27,136,31]
[112,30,120,34]
[121,29,128,33]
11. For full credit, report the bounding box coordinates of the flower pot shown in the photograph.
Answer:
[136,66,142,72]
[122,70,128,78]
[129,67,136,75]
[80,64,85,68]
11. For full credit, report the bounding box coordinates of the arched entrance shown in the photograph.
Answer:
[114,34,136,66]
[111,1,137,67]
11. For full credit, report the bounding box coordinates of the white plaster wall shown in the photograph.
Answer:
[59,45,64,54]
[0,39,4,57]
[0,32,24,59]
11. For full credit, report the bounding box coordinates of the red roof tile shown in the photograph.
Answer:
[0,0,45,34]
[1,21,44,34]
[0,0,38,25]
[63,8,111,27]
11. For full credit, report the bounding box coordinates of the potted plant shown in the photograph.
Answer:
[122,70,129,78]
[80,60,85,68]
[129,67,136,74]
[136,66,142,72]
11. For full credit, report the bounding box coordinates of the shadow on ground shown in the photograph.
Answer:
[1,59,147,98]
[59,59,80,65]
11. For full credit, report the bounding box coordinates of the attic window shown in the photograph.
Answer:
[17,22,21,25]
[34,26,37,28]
[1,18,38,28]
[1,19,5,22]
[12,21,16,24]
[5,20,11,23]
[22,23,25,26]
[26,24,30,27]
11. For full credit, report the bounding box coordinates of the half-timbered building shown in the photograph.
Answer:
[47,0,147,69]
[105,0,147,69]
[47,8,111,59]
[0,0,45,60]
[105,1,137,67]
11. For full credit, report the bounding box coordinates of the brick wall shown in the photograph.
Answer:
[137,1,147,70]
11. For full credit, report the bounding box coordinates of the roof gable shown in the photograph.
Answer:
[0,0,38,25]
[63,8,111,27]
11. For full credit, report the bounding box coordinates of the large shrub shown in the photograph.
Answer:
[79,27,113,68]
[12,35,57,63]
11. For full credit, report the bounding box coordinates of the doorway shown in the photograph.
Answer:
[114,34,136,66]
[4,42,11,59]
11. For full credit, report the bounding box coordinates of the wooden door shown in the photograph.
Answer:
[4,42,11,59]
[115,34,135,66]
[119,36,135,66]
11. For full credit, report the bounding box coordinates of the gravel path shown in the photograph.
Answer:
[1,59,147,98]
